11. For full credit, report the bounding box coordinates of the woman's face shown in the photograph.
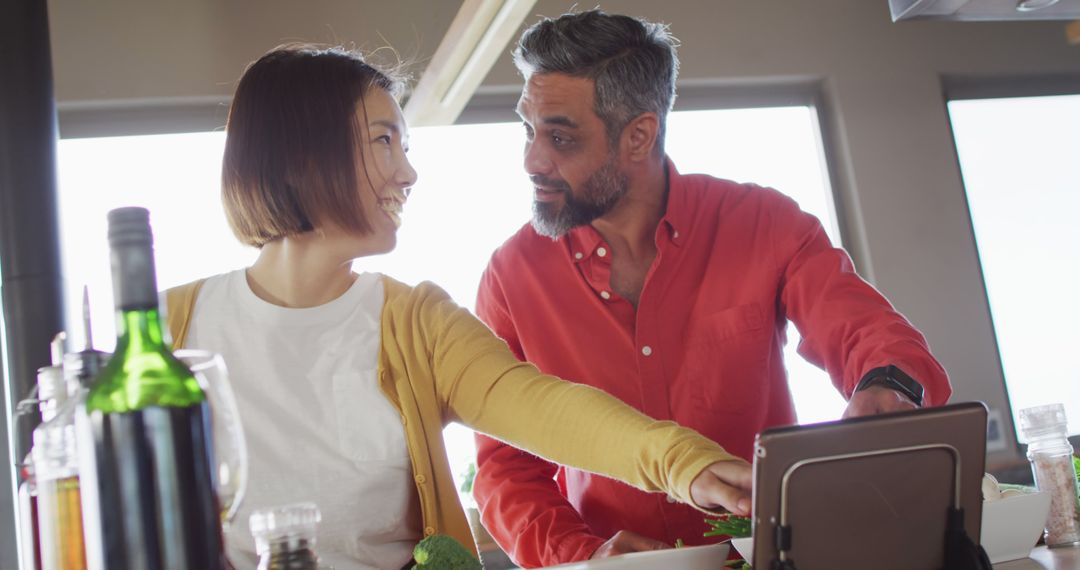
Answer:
[330,87,417,257]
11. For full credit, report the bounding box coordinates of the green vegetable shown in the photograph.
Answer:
[412,535,481,570]
[1074,456,1080,509]
[704,514,752,538]
[1073,456,1079,490]
[704,514,753,568]
[459,463,476,495]
[674,538,684,548]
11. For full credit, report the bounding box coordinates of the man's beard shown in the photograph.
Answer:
[530,155,629,239]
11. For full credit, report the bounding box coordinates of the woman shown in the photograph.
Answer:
[165,45,750,569]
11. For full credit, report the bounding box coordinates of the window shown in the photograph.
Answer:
[57,104,842,502]
[948,93,1080,439]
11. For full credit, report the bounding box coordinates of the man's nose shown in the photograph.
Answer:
[523,140,552,177]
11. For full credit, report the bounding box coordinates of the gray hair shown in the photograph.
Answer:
[513,9,679,153]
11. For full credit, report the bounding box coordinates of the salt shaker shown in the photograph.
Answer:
[250,503,332,570]
[1018,404,1080,547]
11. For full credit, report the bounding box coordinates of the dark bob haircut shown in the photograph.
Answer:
[222,45,406,247]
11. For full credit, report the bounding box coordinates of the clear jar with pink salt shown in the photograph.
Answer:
[1019,403,1080,547]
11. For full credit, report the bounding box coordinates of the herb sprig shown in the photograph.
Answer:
[704,514,752,538]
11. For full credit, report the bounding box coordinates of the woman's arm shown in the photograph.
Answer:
[411,282,744,510]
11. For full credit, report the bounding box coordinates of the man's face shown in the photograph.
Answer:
[517,73,628,238]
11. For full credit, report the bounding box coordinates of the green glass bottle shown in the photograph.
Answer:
[78,207,224,570]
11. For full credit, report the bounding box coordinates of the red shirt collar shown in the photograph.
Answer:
[565,157,685,261]
[660,158,686,246]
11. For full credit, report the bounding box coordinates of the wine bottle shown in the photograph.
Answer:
[77,207,224,570]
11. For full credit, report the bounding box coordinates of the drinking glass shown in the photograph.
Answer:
[175,349,249,525]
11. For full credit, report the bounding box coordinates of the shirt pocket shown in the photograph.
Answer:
[331,371,410,466]
[683,302,770,415]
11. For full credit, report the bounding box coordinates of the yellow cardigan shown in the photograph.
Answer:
[165,274,735,558]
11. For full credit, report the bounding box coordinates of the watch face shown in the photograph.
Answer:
[884,378,922,406]
[859,367,923,406]
[886,366,924,399]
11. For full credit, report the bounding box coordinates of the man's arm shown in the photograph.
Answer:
[771,193,952,410]
[471,266,607,567]
[474,434,608,566]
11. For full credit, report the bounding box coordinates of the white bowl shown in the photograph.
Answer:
[730,536,754,565]
[542,543,729,569]
[980,490,1051,564]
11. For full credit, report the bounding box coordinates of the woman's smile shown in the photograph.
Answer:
[377,186,408,228]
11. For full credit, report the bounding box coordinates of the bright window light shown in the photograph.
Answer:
[56,104,842,504]
[948,94,1080,438]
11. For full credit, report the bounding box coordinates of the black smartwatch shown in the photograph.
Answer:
[854,365,924,407]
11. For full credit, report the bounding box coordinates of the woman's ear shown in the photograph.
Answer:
[622,112,660,162]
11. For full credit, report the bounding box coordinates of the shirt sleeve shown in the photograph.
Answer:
[771,191,952,406]
[472,266,606,566]
[422,269,731,566]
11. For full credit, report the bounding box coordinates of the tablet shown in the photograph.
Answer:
[751,402,987,569]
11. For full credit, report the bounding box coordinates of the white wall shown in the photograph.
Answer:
[45,0,1080,465]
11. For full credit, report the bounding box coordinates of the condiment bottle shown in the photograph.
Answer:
[17,334,67,570]
[250,503,325,570]
[1018,403,1080,547]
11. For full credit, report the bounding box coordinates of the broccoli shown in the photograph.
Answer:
[412,535,481,570]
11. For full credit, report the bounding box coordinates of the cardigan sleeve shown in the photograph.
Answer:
[405,281,738,509]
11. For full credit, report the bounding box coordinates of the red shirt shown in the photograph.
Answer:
[473,161,951,567]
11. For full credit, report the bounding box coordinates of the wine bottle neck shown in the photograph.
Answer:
[90,306,203,412]
[115,308,167,354]
[111,242,159,311]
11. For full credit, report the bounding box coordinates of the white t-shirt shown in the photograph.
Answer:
[185,269,421,570]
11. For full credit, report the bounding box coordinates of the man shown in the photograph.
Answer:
[473,9,952,568]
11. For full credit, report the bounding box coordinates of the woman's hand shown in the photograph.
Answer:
[689,459,753,516]
[590,530,670,559]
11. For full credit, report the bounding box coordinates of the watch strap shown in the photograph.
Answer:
[854,365,924,406]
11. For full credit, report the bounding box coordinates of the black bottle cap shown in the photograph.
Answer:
[107,207,159,310]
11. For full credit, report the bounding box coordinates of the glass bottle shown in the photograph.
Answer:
[18,459,41,570]
[32,289,108,570]
[76,207,225,569]
[1018,403,1080,547]
[17,335,67,570]
[33,417,85,570]
[250,503,325,570]
[63,285,111,397]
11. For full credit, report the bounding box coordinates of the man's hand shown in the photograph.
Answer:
[689,459,753,516]
[590,530,669,558]
[842,385,918,419]
[591,460,752,559]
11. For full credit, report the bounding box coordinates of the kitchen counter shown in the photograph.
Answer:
[994,545,1080,569]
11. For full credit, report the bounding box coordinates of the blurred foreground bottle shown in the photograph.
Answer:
[250,503,328,570]
[76,207,225,569]
[16,334,67,570]
[1018,403,1080,547]
[32,288,111,570]
[33,407,85,570]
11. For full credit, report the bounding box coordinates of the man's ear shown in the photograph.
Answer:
[621,112,660,162]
